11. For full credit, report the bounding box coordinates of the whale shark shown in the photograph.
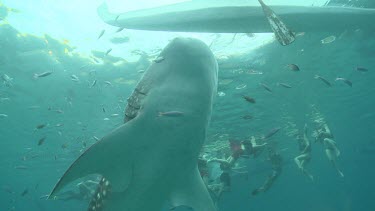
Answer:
[49,37,218,211]
[98,0,375,33]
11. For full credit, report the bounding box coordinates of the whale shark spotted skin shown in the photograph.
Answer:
[98,1,375,33]
[49,37,218,211]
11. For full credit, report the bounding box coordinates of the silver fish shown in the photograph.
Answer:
[91,80,97,88]
[335,77,352,87]
[98,29,105,39]
[34,71,53,78]
[278,82,292,88]
[105,48,112,56]
[314,75,331,87]
[260,83,272,93]
[158,111,184,117]
[116,27,125,33]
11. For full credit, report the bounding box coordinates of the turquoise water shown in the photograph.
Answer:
[1,1,375,211]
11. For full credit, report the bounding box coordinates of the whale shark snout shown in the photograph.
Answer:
[49,37,218,211]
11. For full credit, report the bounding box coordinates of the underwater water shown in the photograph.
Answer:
[1,0,375,211]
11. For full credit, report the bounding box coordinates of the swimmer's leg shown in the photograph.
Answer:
[325,149,344,177]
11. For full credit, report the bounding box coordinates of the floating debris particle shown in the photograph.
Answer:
[235,84,247,90]
[154,56,165,63]
[314,75,331,87]
[158,111,184,117]
[321,35,336,44]
[61,143,68,149]
[335,77,352,87]
[277,83,292,88]
[286,64,300,71]
[242,95,256,103]
[38,137,46,146]
[98,29,105,39]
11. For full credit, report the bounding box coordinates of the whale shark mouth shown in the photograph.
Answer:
[49,37,218,211]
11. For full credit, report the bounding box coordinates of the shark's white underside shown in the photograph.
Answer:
[98,1,375,33]
[49,38,218,211]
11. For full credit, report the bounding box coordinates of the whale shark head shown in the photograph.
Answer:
[49,37,218,211]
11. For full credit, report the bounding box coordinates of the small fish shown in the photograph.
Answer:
[321,35,336,44]
[91,79,97,88]
[70,74,79,82]
[259,83,272,93]
[103,118,110,121]
[314,75,331,87]
[138,69,145,73]
[158,111,184,117]
[263,127,281,139]
[242,95,256,104]
[286,64,300,71]
[38,137,46,146]
[55,123,64,127]
[102,107,106,113]
[242,115,253,120]
[0,114,8,118]
[14,165,28,170]
[115,15,120,21]
[104,81,113,87]
[21,188,28,196]
[61,143,68,149]
[105,48,112,56]
[98,29,105,39]
[93,136,100,141]
[335,77,352,87]
[154,56,165,63]
[27,105,40,110]
[34,71,53,78]
[356,67,368,72]
[54,109,64,114]
[116,27,125,33]
[35,124,47,130]
[277,83,292,88]
[110,113,120,117]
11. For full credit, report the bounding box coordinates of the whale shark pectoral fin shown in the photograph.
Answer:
[169,167,216,211]
[49,121,142,198]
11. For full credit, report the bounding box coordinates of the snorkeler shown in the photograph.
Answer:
[294,124,314,181]
[51,180,99,201]
[323,137,344,177]
[242,136,268,158]
[252,146,283,196]
[315,123,344,177]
